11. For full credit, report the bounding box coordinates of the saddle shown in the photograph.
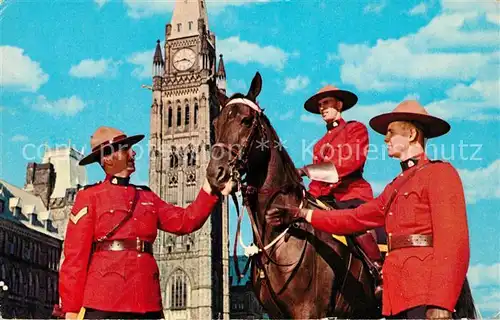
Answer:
[304,192,385,299]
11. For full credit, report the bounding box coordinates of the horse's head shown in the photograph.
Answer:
[207,72,266,190]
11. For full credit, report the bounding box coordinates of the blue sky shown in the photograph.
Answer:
[1,0,499,316]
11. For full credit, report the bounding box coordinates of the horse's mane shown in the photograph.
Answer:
[259,113,304,189]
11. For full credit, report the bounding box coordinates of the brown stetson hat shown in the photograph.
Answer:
[369,100,450,138]
[304,85,358,114]
[79,126,144,166]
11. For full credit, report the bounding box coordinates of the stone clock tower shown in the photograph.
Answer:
[148,1,229,319]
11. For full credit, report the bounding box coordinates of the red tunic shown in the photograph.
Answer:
[310,154,470,315]
[309,118,373,201]
[59,176,220,313]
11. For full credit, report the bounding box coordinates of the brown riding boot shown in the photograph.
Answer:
[355,231,384,299]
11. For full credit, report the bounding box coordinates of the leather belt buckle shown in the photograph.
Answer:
[136,237,144,252]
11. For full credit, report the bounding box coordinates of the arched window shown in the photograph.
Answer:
[185,104,190,126]
[194,103,199,126]
[28,272,34,297]
[35,273,40,297]
[177,106,181,127]
[169,153,179,169]
[170,269,188,310]
[168,106,173,128]
[187,151,196,166]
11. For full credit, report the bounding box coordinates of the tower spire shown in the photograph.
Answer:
[152,39,164,78]
[216,54,226,93]
[217,54,226,78]
[169,0,208,40]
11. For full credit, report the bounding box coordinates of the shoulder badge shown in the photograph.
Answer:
[70,207,88,224]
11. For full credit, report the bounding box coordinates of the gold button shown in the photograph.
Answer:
[400,173,404,177]
[138,254,142,257]
[110,210,114,213]
[389,212,393,216]
[388,233,392,236]
[133,218,137,221]
[130,201,133,204]
[404,192,408,196]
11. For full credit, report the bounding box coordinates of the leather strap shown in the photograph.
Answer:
[93,239,153,254]
[96,188,140,243]
[383,161,437,216]
[388,234,433,251]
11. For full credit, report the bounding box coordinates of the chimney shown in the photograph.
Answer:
[24,162,56,209]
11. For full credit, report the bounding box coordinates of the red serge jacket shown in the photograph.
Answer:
[59,175,220,313]
[309,118,373,202]
[310,154,470,315]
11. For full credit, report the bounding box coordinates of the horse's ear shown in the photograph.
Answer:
[217,89,229,107]
[246,72,262,102]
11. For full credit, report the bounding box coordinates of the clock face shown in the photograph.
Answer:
[173,48,196,71]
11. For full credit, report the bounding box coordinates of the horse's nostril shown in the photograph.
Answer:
[216,166,226,182]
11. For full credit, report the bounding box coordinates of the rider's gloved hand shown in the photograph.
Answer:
[266,204,308,226]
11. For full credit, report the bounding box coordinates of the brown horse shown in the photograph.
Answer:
[206,72,380,319]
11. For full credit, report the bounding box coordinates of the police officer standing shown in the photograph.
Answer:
[267,101,472,319]
[58,126,233,319]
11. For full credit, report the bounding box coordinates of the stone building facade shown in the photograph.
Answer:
[0,179,62,318]
[147,0,230,319]
[0,146,86,318]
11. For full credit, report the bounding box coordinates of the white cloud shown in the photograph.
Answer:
[363,0,386,14]
[326,52,340,64]
[440,0,498,14]
[10,135,28,142]
[127,50,154,79]
[336,2,499,92]
[94,0,109,8]
[279,110,294,121]
[468,263,500,288]
[300,114,323,126]
[227,79,248,95]
[408,2,428,16]
[123,0,270,18]
[218,36,289,71]
[69,58,121,78]
[343,101,395,125]
[344,82,499,125]
[0,46,49,92]
[284,75,310,94]
[458,160,500,204]
[425,80,499,121]
[486,13,500,26]
[477,290,500,313]
[29,95,86,116]
[403,93,420,100]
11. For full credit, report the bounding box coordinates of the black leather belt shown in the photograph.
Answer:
[93,238,153,254]
[388,234,433,251]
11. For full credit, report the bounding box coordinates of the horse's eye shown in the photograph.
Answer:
[241,116,253,127]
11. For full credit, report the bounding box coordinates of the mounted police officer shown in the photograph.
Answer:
[298,85,384,289]
[268,100,472,319]
[57,126,233,319]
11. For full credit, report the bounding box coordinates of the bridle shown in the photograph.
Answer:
[214,98,308,316]
[212,98,266,185]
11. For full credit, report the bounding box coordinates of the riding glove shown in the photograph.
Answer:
[266,204,308,226]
